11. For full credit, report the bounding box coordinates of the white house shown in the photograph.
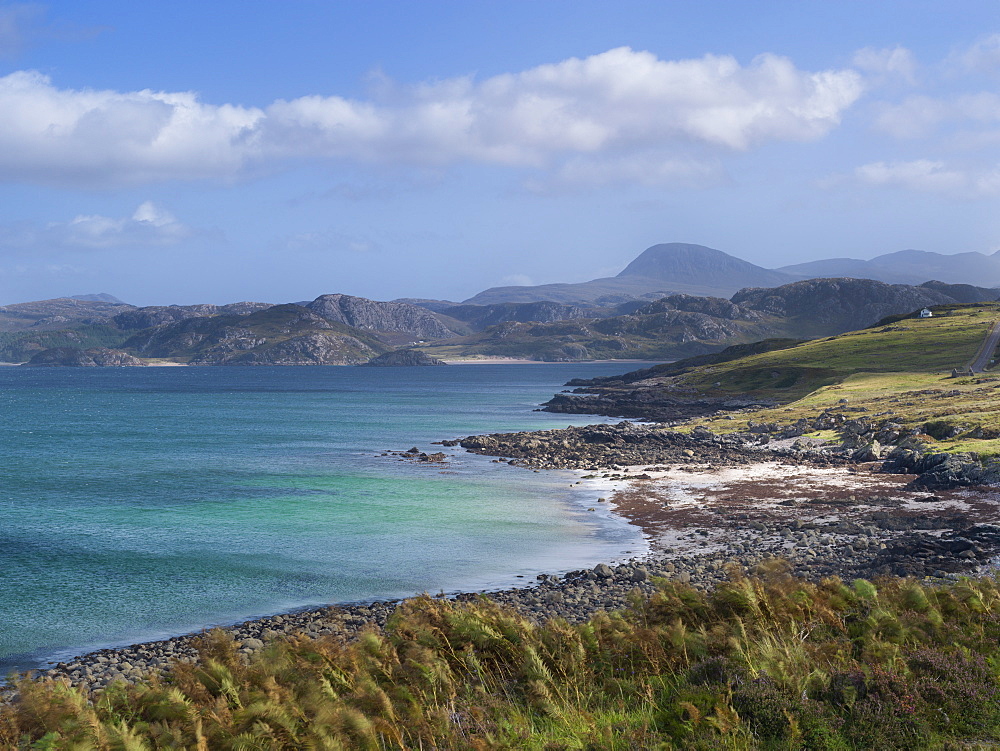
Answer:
[919,308,933,318]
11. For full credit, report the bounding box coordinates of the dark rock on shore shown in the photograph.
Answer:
[450,422,846,470]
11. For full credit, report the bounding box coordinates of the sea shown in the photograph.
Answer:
[0,363,652,674]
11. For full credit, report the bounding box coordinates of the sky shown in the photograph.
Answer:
[2,1,1000,306]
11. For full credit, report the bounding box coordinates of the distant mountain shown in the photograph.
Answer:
[69,293,130,304]
[0,297,135,332]
[461,242,1000,308]
[779,249,1000,287]
[617,243,793,288]
[463,243,797,305]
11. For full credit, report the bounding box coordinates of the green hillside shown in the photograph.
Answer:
[673,304,1000,455]
[681,304,996,400]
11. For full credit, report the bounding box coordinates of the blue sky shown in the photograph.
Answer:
[2,1,1000,305]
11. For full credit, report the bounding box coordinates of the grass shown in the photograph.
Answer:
[678,305,998,401]
[5,566,1000,749]
[657,305,1000,456]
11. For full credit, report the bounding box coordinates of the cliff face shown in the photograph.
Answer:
[306,294,460,340]
[23,347,147,366]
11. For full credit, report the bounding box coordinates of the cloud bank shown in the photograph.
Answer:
[0,47,863,187]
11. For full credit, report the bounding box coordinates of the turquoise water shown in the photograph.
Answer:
[0,364,649,673]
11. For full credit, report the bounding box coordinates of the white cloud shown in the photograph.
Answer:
[852,46,917,85]
[0,202,193,254]
[0,47,863,187]
[854,159,1000,197]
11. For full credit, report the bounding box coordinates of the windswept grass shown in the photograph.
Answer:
[5,565,1000,749]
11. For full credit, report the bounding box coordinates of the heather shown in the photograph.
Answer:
[5,563,1000,749]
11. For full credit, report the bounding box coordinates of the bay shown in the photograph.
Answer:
[0,363,651,673]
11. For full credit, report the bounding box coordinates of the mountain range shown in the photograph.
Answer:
[5,241,1000,365]
[421,243,1000,307]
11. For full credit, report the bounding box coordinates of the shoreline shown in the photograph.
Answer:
[7,406,1000,699]
[8,436,1000,697]
[1,451,647,690]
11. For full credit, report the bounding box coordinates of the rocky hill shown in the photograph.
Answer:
[113,302,273,330]
[23,347,146,367]
[361,350,447,366]
[442,301,601,330]
[123,304,390,365]
[306,294,462,341]
[0,297,135,332]
[731,278,955,337]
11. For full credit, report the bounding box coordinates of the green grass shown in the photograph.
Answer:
[680,305,997,401]
[6,566,1000,749]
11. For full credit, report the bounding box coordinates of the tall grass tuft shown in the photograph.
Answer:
[4,567,1000,748]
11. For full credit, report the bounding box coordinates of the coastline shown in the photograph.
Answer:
[9,430,1000,697]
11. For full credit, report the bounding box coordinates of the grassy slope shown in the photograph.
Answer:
[679,304,1000,455]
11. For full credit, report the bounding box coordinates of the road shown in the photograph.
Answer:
[969,319,1000,373]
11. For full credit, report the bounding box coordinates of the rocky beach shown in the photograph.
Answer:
[7,416,1000,702]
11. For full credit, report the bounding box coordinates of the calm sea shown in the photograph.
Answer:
[0,363,650,673]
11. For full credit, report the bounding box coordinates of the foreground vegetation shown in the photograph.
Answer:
[5,565,1000,749]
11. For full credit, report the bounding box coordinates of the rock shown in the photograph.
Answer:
[630,567,650,582]
[593,563,614,579]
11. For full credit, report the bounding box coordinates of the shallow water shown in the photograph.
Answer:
[0,363,650,672]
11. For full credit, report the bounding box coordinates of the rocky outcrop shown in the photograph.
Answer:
[361,350,447,366]
[307,294,460,340]
[23,347,146,367]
